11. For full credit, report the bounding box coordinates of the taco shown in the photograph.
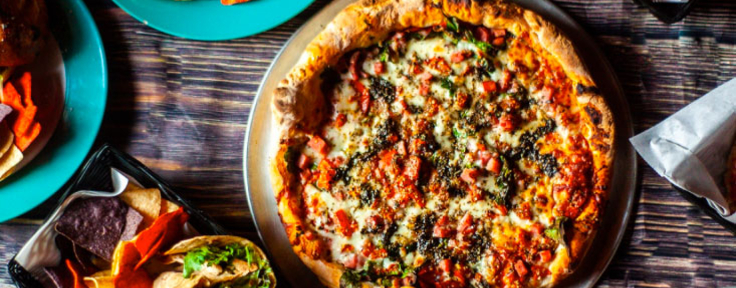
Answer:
[154,235,276,288]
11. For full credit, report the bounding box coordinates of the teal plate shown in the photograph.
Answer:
[0,0,107,222]
[111,0,315,41]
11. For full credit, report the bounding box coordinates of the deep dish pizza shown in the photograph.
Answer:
[270,0,614,287]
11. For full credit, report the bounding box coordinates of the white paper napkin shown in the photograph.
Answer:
[630,78,736,222]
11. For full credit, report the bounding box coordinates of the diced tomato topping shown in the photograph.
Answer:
[353,81,371,113]
[419,83,430,96]
[530,223,544,236]
[478,150,492,166]
[419,71,433,82]
[349,51,362,81]
[426,57,451,74]
[297,154,311,169]
[460,168,480,184]
[316,160,335,190]
[439,259,452,274]
[379,149,398,170]
[541,85,555,102]
[374,61,386,74]
[451,51,470,63]
[499,114,517,132]
[474,26,490,43]
[492,28,506,38]
[335,209,357,237]
[516,203,532,220]
[492,37,505,46]
[403,156,422,181]
[344,254,359,269]
[496,203,508,216]
[486,156,501,174]
[499,70,513,91]
[538,250,552,263]
[334,113,347,128]
[515,260,528,278]
[455,91,469,109]
[433,215,451,238]
[411,64,423,75]
[482,80,497,93]
[308,136,329,156]
[457,213,474,234]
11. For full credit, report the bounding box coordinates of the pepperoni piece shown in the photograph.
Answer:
[461,168,480,184]
[374,61,386,74]
[486,156,501,174]
[474,26,490,43]
[307,136,329,156]
[297,154,311,170]
[482,80,497,93]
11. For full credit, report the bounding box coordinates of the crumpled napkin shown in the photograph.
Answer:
[630,78,736,223]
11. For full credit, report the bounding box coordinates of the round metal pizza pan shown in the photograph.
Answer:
[243,0,637,287]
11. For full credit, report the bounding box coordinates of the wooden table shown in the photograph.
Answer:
[1,0,735,287]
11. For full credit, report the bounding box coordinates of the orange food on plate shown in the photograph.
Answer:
[1,72,42,152]
[221,0,253,5]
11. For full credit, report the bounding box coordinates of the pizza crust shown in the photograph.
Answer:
[271,0,615,286]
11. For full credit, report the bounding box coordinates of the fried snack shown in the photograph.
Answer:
[0,0,48,66]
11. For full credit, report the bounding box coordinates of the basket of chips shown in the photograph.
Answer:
[7,144,276,288]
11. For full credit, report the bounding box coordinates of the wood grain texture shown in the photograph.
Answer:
[1,0,735,287]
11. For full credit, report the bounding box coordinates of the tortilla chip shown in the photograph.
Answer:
[0,143,22,180]
[83,270,114,288]
[0,123,12,157]
[120,188,161,229]
[152,272,203,288]
[125,181,143,192]
[55,197,129,261]
[44,265,73,288]
[133,208,188,270]
[112,241,153,288]
[160,200,179,215]
[121,207,144,241]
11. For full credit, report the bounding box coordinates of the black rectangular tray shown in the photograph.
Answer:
[7,143,227,288]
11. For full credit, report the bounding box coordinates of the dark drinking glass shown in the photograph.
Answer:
[633,0,699,23]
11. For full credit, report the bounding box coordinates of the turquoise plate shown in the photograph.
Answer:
[0,0,107,222]
[111,0,315,41]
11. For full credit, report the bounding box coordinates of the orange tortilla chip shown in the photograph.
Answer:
[112,241,153,288]
[133,207,189,270]
[114,268,152,288]
[65,259,88,288]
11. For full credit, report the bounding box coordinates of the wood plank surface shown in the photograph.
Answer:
[1,0,735,287]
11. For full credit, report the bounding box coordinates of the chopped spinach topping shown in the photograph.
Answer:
[440,77,456,97]
[446,16,460,33]
[370,77,396,103]
[359,183,380,208]
[512,118,558,176]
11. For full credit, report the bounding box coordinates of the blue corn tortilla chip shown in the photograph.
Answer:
[121,206,143,241]
[44,265,72,288]
[55,197,129,262]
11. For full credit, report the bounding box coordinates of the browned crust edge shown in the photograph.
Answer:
[270,0,615,286]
